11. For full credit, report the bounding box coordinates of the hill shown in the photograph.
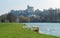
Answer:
[0,23,59,38]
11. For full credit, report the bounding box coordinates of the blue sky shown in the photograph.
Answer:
[0,0,60,15]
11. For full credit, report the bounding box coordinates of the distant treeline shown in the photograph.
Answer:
[0,5,60,23]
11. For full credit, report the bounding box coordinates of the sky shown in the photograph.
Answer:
[0,0,60,15]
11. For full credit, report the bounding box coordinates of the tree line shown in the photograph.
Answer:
[0,7,60,22]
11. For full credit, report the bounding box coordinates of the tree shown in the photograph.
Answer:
[7,13,16,22]
[19,15,30,22]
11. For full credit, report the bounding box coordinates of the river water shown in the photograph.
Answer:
[25,23,60,36]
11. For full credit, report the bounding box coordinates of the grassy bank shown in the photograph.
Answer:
[0,23,59,38]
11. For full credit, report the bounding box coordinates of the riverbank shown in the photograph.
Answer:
[0,23,59,38]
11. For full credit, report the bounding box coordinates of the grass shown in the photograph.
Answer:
[0,23,60,38]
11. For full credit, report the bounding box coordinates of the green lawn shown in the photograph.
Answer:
[0,23,60,38]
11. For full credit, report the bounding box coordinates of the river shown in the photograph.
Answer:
[24,23,60,36]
